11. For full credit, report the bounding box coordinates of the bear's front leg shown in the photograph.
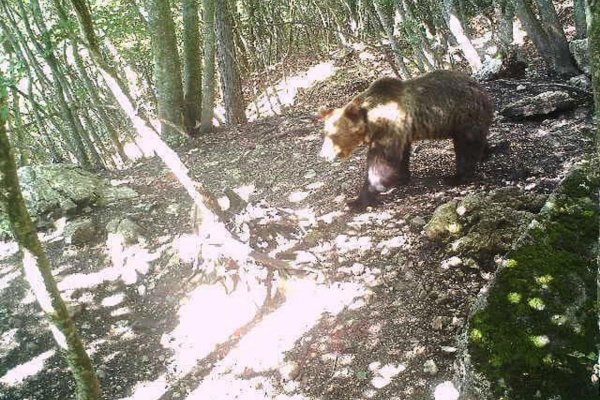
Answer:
[347,149,401,211]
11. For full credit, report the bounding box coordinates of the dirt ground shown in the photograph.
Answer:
[0,55,595,400]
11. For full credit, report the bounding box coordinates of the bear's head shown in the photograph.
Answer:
[319,99,368,161]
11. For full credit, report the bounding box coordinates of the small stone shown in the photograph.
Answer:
[441,346,457,353]
[409,216,426,228]
[137,285,146,296]
[423,359,438,375]
[441,256,462,270]
[431,316,444,331]
[516,84,526,90]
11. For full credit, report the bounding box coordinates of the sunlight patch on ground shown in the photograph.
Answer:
[368,361,406,389]
[0,350,55,386]
[0,270,20,292]
[0,328,19,358]
[247,62,336,121]
[513,19,526,46]
[183,278,366,399]
[434,381,460,400]
[161,282,266,375]
[0,241,19,259]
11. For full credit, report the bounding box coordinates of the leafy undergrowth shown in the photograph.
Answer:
[467,159,599,399]
[0,52,597,400]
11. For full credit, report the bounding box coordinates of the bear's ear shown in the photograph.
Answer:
[318,106,334,120]
[343,99,366,122]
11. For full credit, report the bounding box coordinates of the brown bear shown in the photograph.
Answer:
[319,70,494,209]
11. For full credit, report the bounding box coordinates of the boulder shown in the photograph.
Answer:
[1,164,137,230]
[500,91,579,119]
[64,218,101,245]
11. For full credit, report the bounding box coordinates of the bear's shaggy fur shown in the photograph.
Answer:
[319,70,494,209]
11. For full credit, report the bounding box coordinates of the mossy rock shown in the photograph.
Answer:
[464,159,599,399]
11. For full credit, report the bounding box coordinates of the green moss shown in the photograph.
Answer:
[468,161,599,399]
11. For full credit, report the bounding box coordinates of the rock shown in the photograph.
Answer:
[569,38,590,74]
[64,218,101,245]
[431,316,444,330]
[474,49,527,82]
[423,359,438,375]
[107,217,144,245]
[409,215,427,230]
[501,91,579,119]
[1,164,137,225]
[424,201,462,240]
[473,58,503,82]
[441,256,462,269]
[569,74,592,91]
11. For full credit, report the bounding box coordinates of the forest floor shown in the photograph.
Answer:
[0,51,596,400]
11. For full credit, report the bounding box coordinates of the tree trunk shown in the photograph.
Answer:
[590,0,600,117]
[373,0,411,78]
[10,0,93,168]
[215,0,247,125]
[0,77,101,400]
[536,0,579,73]
[146,0,185,138]
[574,0,588,38]
[182,0,203,135]
[200,0,216,132]
[494,0,514,56]
[443,0,482,71]
[512,0,579,76]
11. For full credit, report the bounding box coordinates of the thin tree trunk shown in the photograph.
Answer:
[373,0,411,78]
[494,0,514,55]
[443,0,482,71]
[146,0,185,138]
[0,76,101,400]
[182,0,203,135]
[200,0,216,132]
[215,0,247,124]
[512,0,579,75]
[575,0,588,38]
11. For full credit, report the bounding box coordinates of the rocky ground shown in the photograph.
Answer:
[0,53,596,400]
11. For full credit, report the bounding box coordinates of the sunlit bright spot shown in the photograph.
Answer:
[528,297,545,311]
[86,338,108,356]
[161,282,266,375]
[110,307,131,317]
[0,350,55,386]
[105,232,156,285]
[334,234,373,253]
[172,233,202,263]
[318,211,344,224]
[0,328,19,358]
[507,292,522,304]
[305,181,324,190]
[123,141,145,161]
[101,293,126,308]
[109,321,135,340]
[434,381,460,400]
[118,374,169,400]
[21,249,53,314]
[370,362,406,389]
[0,270,20,292]
[186,375,309,400]
[530,335,550,348]
[288,191,309,203]
[513,19,526,46]
[183,278,365,399]
[247,62,336,121]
